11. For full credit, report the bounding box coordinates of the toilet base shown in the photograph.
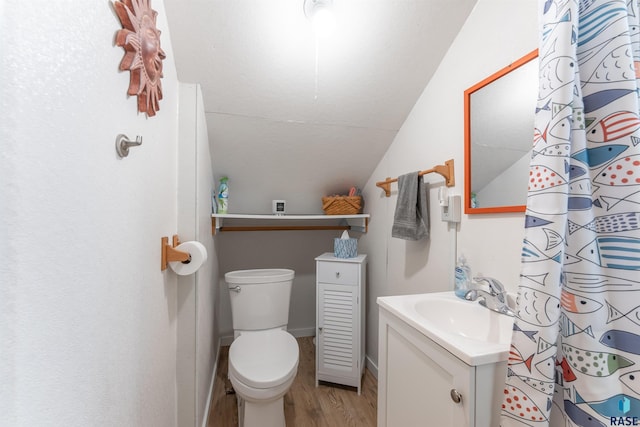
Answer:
[237,395,285,427]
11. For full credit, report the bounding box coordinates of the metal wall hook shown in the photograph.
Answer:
[116,134,143,158]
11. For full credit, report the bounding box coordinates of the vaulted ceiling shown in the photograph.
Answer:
[165,0,478,213]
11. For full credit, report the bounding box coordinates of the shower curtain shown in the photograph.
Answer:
[501,0,640,426]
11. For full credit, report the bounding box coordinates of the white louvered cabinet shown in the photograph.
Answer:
[315,253,367,394]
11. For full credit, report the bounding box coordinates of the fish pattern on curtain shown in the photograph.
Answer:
[501,0,640,426]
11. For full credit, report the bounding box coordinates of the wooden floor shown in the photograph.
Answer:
[207,336,377,427]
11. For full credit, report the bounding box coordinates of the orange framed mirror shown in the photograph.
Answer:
[464,49,538,214]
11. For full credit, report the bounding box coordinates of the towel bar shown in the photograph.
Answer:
[376,159,455,197]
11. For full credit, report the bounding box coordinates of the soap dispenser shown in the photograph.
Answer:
[454,255,472,298]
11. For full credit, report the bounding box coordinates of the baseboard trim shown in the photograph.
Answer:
[219,327,316,346]
[220,335,233,346]
[365,354,378,379]
[200,338,221,427]
[288,327,315,338]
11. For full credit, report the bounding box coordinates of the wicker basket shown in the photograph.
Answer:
[322,196,363,215]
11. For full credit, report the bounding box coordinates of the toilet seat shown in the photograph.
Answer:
[229,330,299,390]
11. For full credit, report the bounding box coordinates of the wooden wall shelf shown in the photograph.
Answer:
[211,214,370,235]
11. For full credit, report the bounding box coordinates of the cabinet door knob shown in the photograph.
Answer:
[335,272,341,278]
[450,389,462,404]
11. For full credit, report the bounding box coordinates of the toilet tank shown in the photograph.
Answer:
[226,269,295,332]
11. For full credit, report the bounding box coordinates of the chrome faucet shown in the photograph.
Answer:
[464,276,515,317]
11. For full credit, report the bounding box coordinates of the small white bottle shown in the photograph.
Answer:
[454,255,472,298]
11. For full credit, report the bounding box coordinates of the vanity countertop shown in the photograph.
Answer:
[377,291,513,366]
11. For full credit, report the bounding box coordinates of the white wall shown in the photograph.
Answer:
[176,83,219,427]
[359,0,538,369]
[193,86,219,427]
[0,2,215,426]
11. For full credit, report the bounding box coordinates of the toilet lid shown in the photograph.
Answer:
[229,330,299,389]
[225,269,294,285]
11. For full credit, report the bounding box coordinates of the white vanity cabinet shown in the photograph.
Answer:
[315,253,367,394]
[377,305,506,427]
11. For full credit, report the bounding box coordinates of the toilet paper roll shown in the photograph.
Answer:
[169,241,208,276]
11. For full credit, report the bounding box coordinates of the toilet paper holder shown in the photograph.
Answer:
[161,235,191,271]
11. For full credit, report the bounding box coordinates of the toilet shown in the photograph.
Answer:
[226,269,299,427]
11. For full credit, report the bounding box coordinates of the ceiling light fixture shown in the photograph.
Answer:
[304,0,336,37]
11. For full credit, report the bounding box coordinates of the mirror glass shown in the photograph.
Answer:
[464,49,538,214]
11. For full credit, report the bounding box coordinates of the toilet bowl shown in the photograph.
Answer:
[228,329,299,427]
[225,269,299,427]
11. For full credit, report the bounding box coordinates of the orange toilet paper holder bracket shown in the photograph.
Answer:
[161,235,191,271]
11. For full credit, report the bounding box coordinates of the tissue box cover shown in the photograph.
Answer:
[334,238,358,258]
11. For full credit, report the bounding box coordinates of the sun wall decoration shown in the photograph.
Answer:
[114,0,166,117]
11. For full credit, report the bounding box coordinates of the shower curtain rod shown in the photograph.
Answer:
[375,159,455,197]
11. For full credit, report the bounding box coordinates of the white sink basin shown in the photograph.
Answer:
[377,291,514,365]
[413,296,513,343]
